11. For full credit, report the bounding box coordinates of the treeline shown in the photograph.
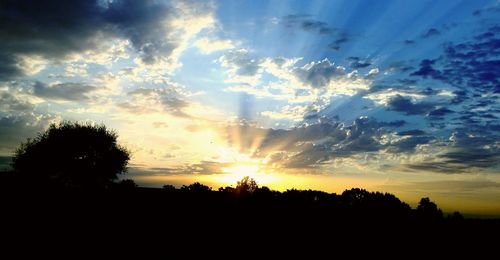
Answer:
[2,171,500,255]
[0,172,458,223]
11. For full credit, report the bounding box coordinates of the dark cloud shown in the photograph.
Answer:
[405,131,500,173]
[0,113,58,155]
[281,14,334,35]
[428,107,454,117]
[225,117,411,169]
[386,95,436,115]
[405,162,469,174]
[129,160,232,176]
[366,80,441,99]
[397,130,426,136]
[409,25,500,139]
[328,34,349,51]
[421,28,441,38]
[404,40,415,45]
[410,59,443,79]
[381,180,500,192]
[347,57,371,69]
[0,0,191,79]
[279,15,350,50]
[0,54,24,80]
[294,59,346,88]
[33,81,97,101]
[0,92,34,112]
[412,27,500,95]
[387,135,433,153]
[472,5,500,16]
[385,61,414,73]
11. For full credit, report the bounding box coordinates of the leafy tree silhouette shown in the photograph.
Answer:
[235,176,258,195]
[417,197,443,220]
[117,179,138,190]
[180,182,212,193]
[13,121,130,189]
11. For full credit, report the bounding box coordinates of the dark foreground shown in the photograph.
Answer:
[1,180,499,257]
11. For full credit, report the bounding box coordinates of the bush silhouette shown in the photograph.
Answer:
[13,121,130,189]
[235,176,258,194]
[417,197,443,220]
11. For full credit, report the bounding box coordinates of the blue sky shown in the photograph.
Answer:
[0,0,499,215]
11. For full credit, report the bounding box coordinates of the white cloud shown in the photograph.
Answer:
[194,37,235,54]
[261,105,311,121]
[366,68,380,77]
[64,63,88,77]
[16,55,48,76]
[217,49,263,86]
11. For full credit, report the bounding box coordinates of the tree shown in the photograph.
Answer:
[235,176,258,194]
[180,182,212,193]
[417,197,443,220]
[13,121,130,189]
[117,179,138,190]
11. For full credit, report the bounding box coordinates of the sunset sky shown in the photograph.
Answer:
[0,0,499,216]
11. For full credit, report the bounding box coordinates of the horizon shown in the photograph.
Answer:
[0,0,499,216]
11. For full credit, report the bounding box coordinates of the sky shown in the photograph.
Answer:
[0,0,499,216]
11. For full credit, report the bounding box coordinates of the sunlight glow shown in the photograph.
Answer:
[216,161,280,186]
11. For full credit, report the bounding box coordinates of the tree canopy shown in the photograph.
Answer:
[13,121,130,189]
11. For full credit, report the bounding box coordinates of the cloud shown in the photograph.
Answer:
[261,105,313,121]
[328,33,350,50]
[217,49,262,86]
[347,57,372,69]
[381,180,500,192]
[279,14,350,50]
[386,135,434,153]
[472,4,500,16]
[404,131,500,174]
[0,92,34,112]
[0,0,214,79]
[386,94,436,115]
[222,54,368,105]
[411,26,500,95]
[410,59,443,79]
[365,68,380,78]
[118,87,191,118]
[64,63,88,77]
[194,37,235,54]
[33,81,97,101]
[223,117,413,169]
[281,14,334,35]
[407,25,500,141]
[0,113,60,155]
[428,107,454,117]
[293,58,347,88]
[397,130,426,136]
[421,28,441,38]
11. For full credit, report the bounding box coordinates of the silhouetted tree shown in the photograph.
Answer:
[13,121,130,189]
[162,184,177,191]
[235,176,258,194]
[417,197,443,220]
[180,182,212,193]
[448,211,464,221]
[117,179,138,190]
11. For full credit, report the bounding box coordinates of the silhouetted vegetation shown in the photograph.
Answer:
[0,122,498,254]
[12,121,129,189]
